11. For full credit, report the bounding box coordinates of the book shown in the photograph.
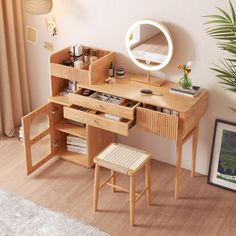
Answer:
[67,135,86,141]
[67,141,87,148]
[67,144,87,150]
[67,145,87,155]
[66,135,87,148]
[67,136,87,142]
[170,86,200,97]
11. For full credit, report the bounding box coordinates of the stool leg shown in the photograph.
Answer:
[111,170,116,192]
[93,164,100,212]
[130,174,136,226]
[145,160,151,205]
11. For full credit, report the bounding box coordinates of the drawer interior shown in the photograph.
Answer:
[90,91,124,104]
[142,104,179,116]
[70,104,133,125]
[75,88,140,108]
[74,88,96,97]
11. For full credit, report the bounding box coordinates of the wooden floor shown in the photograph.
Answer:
[0,137,235,236]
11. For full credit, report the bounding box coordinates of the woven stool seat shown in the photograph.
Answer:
[93,143,152,226]
[96,143,150,175]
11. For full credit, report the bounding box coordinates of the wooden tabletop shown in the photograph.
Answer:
[77,73,208,113]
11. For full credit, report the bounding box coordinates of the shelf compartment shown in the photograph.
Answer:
[56,147,89,167]
[136,107,179,139]
[69,88,140,120]
[49,95,72,107]
[64,105,134,136]
[50,46,114,85]
[55,119,86,138]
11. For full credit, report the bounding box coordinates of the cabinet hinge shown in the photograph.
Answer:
[52,141,59,150]
[51,106,59,115]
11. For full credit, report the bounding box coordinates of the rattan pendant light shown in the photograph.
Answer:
[25,0,53,15]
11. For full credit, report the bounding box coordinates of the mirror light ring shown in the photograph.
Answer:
[126,19,173,71]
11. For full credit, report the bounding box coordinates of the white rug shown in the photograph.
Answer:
[0,189,108,236]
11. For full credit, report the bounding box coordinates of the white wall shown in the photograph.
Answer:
[23,0,236,175]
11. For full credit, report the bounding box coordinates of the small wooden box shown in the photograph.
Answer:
[50,46,114,85]
[136,107,179,139]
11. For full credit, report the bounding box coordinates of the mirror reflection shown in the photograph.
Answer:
[128,24,168,67]
[126,20,173,72]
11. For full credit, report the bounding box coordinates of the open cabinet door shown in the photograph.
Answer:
[22,103,55,175]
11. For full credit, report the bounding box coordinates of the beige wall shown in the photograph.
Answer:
[23,0,236,175]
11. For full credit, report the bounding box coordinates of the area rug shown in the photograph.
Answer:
[0,189,108,236]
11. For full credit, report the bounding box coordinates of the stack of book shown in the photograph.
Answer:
[169,86,200,97]
[19,126,23,143]
[67,135,87,155]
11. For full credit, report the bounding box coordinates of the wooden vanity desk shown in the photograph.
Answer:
[71,74,208,199]
[22,46,208,199]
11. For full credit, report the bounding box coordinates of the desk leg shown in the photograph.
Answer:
[191,123,199,177]
[175,134,183,199]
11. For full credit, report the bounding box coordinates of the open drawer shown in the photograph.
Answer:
[64,105,134,136]
[68,88,140,120]
[136,107,179,139]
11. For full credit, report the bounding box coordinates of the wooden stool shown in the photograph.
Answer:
[93,143,151,226]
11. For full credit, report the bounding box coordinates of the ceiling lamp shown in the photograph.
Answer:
[24,0,53,15]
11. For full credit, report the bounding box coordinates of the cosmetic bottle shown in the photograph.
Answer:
[108,62,115,83]
[116,67,125,79]
[90,49,99,63]
[109,62,114,77]
[74,59,84,69]
[84,48,90,64]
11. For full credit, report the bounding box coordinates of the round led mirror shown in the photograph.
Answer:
[126,19,173,72]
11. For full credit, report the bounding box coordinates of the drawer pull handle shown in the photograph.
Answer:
[94,120,99,124]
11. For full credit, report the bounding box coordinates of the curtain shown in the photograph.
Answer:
[0,0,31,137]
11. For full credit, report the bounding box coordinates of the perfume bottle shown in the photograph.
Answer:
[83,47,90,64]
[108,62,115,83]
[90,49,99,63]
[109,62,114,77]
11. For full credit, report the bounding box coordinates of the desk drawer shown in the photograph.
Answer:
[64,105,134,136]
[136,107,179,139]
[68,88,140,120]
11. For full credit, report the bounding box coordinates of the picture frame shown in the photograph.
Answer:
[208,119,236,192]
[25,25,38,45]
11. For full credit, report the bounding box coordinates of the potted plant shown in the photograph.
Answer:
[178,63,192,89]
[204,0,236,110]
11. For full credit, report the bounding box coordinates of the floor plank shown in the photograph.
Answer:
[0,137,235,236]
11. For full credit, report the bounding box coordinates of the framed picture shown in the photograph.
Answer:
[26,25,38,44]
[208,119,236,192]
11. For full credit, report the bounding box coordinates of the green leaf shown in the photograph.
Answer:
[204,20,230,25]
[203,14,229,21]
[204,0,236,108]
[229,0,236,24]
[230,107,236,112]
[216,7,232,23]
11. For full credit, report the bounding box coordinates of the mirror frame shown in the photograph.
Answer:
[125,19,173,71]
